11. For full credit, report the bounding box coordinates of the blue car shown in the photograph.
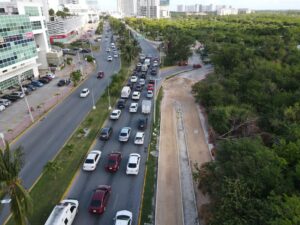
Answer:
[31,80,44,87]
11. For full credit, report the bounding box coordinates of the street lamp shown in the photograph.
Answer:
[91,87,96,110]
[107,78,111,110]
[0,132,5,147]
[18,75,34,123]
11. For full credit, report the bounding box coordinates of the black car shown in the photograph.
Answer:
[138,118,148,130]
[149,79,155,85]
[151,68,158,75]
[80,49,91,53]
[135,84,142,91]
[99,127,113,140]
[1,94,19,102]
[140,73,146,79]
[38,78,50,84]
[23,84,36,91]
[57,79,66,87]
[117,99,126,109]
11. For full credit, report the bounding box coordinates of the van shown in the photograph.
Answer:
[45,199,79,225]
[121,86,131,98]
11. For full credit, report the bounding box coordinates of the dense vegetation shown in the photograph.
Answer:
[128,14,300,224]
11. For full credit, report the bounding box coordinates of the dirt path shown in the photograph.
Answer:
[156,68,212,225]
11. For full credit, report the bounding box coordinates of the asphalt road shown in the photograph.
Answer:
[66,30,193,225]
[0,23,120,223]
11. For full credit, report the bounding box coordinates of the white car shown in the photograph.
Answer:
[134,132,145,145]
[107,56,113,61]
[80,88,90,97]
[0,105,5,112]
[114,210,132,225]
[153,61,159,67]
[46,73,55,79]
[119,127,131,142]
[130,76,138,83]
[114,53,118,58]
[110,109,121,120]
[129,102,138,113]
[83,150,102,171]
[147,90,153,98]
[139,79,145,86]
[126,153,141,175]
[132,91,140,100]
[106,47,110,52]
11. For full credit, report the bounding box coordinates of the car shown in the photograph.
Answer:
[113,53,118,58]
[193,64,202,68]
[10,91,25,98]
[147,83,154,91]
[147,90,153,98]
[131,91,140,100]
[89,185,111,214]
[106,47,110,52]
[46,73,55,79]
[57,79,66,87]
[38,78,50,84]
[80,48,91,53]
[138,117,148,130]
[117,99,126,109]
[83,150,102,171]
[106,152,122,172]
[153,60,159,67]
[148,79,155,85]
[1,95,19,102]
[80,88,90,97]
[140,73,146,79]
[134,132,145,145]
[135,84,142,91]
[119,127,131,142]
[151,68,158,75]
[114,210,132,225]
[110,109,121,120]
[111,43,115,47]
[97,71,104,79]
[99,127,113,140]
[0,99,11,107]
[107,56,113,61]
[31,80,44,87]
[130,76,138,83]
[20,87,31,95]
[126,153,141,175]
[23,84,36,91]
[42,76,52,81]
[129,102,138,113]
[139,78,145,86]
[0,104,5,112]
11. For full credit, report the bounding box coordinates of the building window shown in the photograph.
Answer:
[24,6,39,16]
[31,21,42,30]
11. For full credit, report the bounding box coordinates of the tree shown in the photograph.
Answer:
[63,7,69,13]
[48,8,54,16]
[0,142,32,225]
[70,70,82,86]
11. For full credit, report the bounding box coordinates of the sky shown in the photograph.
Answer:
[98,0,300,11]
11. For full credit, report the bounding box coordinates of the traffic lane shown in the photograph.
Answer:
[68,99,150,225]
[139,39,158,57]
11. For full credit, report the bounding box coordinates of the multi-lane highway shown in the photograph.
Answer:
[0,23,120,224]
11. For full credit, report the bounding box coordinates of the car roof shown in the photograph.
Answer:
[102,127,111,132]
[129,154,140,163]
[112,109,120,113]
[82,88,88,91]
[109,152,121,159]
[130,102,138,106]
[136,132,144,138]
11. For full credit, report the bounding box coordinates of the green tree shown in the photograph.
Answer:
[0,142,32,225]
[48,8,54,16]
[70,70,82,86]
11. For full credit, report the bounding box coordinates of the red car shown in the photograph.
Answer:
[89,185,111,214]
[97,71,104,79]
[147,84,154,91]
[106,152,122,172]
[193,64,202,69]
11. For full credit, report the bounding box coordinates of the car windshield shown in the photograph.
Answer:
[82,90,87,93]
[116,215,130,220]
[85,159,94,164]
[128,163,137,168]
[90,199,101,207]
[120,132,127,136]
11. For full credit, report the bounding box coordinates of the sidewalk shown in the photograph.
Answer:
[0,55,95,148]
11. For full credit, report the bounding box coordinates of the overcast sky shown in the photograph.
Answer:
[98,0,300,11]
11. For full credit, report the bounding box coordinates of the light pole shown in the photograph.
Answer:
[91,87,96,110]
[18,75,34,122]
[0,132,5,147]
[89,42,94,58]
[107,79,111,110]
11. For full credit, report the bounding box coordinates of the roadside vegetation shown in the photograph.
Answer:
[128,14,300,224]
[140,88,163,224]
[5,19,140,225]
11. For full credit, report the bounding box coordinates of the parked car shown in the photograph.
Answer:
[134,132,145,145]
[110,109,121,120]
[129,102,138,113]
[106,152,122,172]
[46,73,55,79]
[117,99,126,109]
[10,91,25,98]
[57,79,66,87]
[119,127,131,142]
[0,98,11,107]
[80,49,91,53]
[114,210,132,225]
[23,84,36,91]
[99,127,113,140]
[1,95,19,102]
[31,80,44,87]
[41,76,52,81]
[193,64,202,69]
[80,88,90,98]
[83,150,102,171]
[126,153,141,175]
[97,71,104,79]
[0,104,5,112]
[89,185,111,214]
[131,91,140,100]
[138,118,148,130]
[38,78,50,84]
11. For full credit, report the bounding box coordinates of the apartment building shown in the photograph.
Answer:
[137,0,160,18]
[117,0,137,17]
[160,0,170,18]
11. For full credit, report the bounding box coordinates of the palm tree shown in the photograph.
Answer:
[0,142,32,225]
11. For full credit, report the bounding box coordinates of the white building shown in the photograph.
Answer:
[238,8,253,14]
[117,0,137,17]
[137,0,160,18]
[177,4,184,12]
[63,3,99,23]
[217,7,238,15]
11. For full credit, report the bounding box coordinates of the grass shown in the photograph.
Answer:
[6,61,132,225]
[140,87,163,224]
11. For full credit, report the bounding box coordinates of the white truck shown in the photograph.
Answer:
[121,86,131,98]
[141,64,148,72]
[142,100,152,114]
[144,58,151,66]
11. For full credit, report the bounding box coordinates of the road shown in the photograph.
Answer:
[66,31,193,225]
[0,23,121,223]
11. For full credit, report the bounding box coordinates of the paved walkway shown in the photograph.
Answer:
[156,66,212,225]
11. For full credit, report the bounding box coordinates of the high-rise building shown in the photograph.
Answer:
[117,0,137,17]
[137,0,160,18]
[85,0,98,9]
[0,0,51,91]
[160,0,169,18]
[177,5,184,12]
